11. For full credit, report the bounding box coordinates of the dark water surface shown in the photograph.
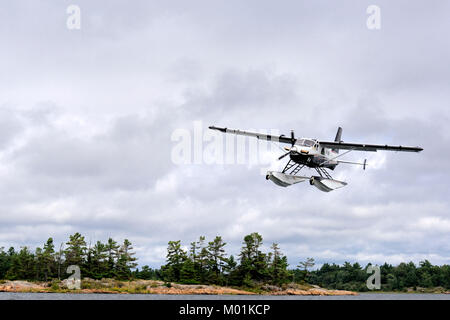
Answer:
[1,292,449,300]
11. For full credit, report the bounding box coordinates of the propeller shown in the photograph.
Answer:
[278,130,296,160]
[290,130,295,146]
[278,152,290,160]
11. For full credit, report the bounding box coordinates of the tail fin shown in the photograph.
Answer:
[333,127,342,153]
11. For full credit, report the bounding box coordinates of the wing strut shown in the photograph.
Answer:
[318,148,356,167]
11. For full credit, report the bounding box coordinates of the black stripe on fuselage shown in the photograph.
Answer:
[290,153,337,170]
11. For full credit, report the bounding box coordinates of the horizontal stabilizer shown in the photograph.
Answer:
[337,159,368,170]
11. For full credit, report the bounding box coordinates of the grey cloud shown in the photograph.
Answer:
[0,106,24,149]
[0,1,449,268]
[8,112,175,193]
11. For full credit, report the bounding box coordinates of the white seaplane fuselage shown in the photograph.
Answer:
[265,138,346,192]
[287,138,338,170]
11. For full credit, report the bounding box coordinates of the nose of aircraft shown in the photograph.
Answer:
[285,146,310,154]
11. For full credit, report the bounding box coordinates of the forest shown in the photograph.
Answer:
[0,233,138,281]
[1,232,449,292]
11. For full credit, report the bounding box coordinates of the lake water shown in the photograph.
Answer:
[1,292,449,300]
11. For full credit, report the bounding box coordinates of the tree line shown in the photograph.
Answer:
[158,233,450,291]
[307,260,450,291]
[0,233,138,281]
[160,232,291,287]
[2,232,450,292]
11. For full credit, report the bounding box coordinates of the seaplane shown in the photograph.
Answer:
[209,126,423,192]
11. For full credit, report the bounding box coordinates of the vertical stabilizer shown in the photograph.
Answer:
[333,127,342,153]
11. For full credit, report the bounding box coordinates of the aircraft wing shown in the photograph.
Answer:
[209,126,295,144]
[318,141,423,152]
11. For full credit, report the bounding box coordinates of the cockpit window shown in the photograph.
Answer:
[298,139,314,147]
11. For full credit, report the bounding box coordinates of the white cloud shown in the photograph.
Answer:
[0,0,449,269]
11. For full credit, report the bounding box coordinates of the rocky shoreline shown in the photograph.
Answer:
[0,279,357,296]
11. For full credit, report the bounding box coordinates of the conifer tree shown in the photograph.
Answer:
[164,240,187,282]
[207,236,227,283]
[90,241,109,279]
[64,233,87,269]
[42,238,56,281]
[238,232,269,283]
[34,247,44,280]
[116,239,138,280]
[269,243,290,285]
[105,238,120,278]
[7,247,35,280]
[0,247,12,279]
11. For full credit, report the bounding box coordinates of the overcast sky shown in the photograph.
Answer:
[1,0,449,269]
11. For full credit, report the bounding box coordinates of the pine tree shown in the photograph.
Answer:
[180,258,198,284]
[105,238,120,278]
[298,257,315,272]
[135,265,158,280]
[164,240,187,282]
[64,233,87,275]
[85,240,93,278]
[189,241,200,264]
[0,247,12,279]
[298,257,315,281]
[196,236,209,283]
[116,239,138,280]
[34,247,44,280]
[90,241,109,279]
[269,243,290,285]
[7,246,35,280]
[206,236,227,283]
[223,255,238,286]
[238,232,268,283]
[55,243,64,280]
[42,238,55,281]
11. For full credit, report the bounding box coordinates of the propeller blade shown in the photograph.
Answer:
[278,152,290,160]
[290,130,295,146]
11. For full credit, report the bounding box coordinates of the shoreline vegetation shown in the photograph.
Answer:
[1,279,449,295]
[2,232,450,295]
[0,279,357,296]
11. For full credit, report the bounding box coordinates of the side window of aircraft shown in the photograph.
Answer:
[304,140,314,147]
[298,139,315,147]
[321,148,325,155]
